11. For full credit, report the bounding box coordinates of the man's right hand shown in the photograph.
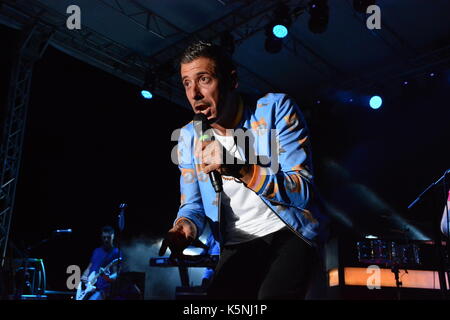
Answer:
[159,218,197,258]
[80,275,88,284]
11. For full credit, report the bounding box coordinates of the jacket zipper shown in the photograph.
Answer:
[265,199,314,247]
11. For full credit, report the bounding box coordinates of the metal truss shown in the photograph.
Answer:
[0,0,189,107]
[0,0,342,104]
[334,43,450,95]
[146,0,321,96]
[343,0,418,62]
[0,23,52,267]
[98,0,186,39]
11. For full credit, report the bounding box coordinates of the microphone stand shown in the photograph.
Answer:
[407,169,450,299]
[114,203,126,299]
[408,169,449,210]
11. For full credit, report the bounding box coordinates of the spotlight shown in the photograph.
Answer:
[353,0,376,13]
[141,89,153,100]
[369,95,382,109]
[264,3,291,54]
[141,69,157,100]
[308,0,329,34]
[273,24,288,39]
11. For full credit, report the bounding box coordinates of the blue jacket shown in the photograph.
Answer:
[175,93,326,247]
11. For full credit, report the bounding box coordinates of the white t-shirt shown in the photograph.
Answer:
[213,131,286,245]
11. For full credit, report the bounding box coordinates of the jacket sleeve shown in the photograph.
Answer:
[246,94,313,211]
[174,125,206,238]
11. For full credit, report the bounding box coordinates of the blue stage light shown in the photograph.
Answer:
[369,95,382,109]
[141,90,153,99]
[273,24,288,38]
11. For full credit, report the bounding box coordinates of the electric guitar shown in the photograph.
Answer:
[75,257,122,300]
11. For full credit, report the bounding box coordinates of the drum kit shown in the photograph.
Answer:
[356,239,421,267]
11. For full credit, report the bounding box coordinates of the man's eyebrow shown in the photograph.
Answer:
[182,71,212,81]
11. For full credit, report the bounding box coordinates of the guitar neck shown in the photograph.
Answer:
[93,258,120,281]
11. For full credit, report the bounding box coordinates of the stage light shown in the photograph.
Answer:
[141,90,153,99]
[273,24,288,38]
[264,3,291,54]
[430,72,435,77]
[141,69,157,100]
[369,95,382,109]
[308,0,329,34]
[353,0,376,13]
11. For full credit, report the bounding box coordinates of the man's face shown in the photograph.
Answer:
[101,232,114,248]
[181,57,232,123]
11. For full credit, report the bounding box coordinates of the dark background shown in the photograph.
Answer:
[1,23,449,292]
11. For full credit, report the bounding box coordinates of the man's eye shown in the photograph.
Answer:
[183,81,191,88]
[200,77,210,83]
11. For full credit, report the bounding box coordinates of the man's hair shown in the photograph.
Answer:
[179,41,236,84]
[101,225,115,235]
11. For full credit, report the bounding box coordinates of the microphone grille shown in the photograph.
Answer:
[193,113,208,122]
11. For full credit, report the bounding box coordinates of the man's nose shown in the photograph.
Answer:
[189,84,203,101]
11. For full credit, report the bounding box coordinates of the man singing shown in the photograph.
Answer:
[159,41,327,299]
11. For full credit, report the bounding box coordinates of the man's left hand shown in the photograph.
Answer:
[194,140,224,175]
[194,139,253,182]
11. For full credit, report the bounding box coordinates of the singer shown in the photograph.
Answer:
[159,41,328,299]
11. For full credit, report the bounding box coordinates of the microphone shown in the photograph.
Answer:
[54,229,72,233]
[193,113,223,193]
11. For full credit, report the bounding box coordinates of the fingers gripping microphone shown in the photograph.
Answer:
[193,113,223,193]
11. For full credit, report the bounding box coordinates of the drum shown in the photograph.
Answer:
[356,240,394,265]
[391,243,421,266]
[356,240,421,266]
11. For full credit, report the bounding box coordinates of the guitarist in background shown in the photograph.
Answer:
[81,226,122,300]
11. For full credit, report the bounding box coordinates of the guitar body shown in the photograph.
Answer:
[76,271,97,300]
[75,258,121,300]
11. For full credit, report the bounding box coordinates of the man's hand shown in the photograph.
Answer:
[101,271,117,283]
[101,268,110,277]
[80,274,89,284]
[194,139,253,182]
[159,219,197,258]
[195,140,223,175]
